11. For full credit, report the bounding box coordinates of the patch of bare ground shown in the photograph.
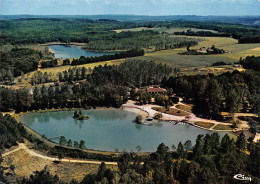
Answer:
[2,149,117,183]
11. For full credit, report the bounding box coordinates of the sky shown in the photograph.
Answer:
[1,0,260,16]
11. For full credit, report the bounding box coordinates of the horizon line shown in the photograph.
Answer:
[1,14,260,17]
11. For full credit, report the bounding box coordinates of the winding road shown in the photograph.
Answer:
[2,143,118,166]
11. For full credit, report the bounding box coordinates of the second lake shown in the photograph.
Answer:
[49,45,115,59]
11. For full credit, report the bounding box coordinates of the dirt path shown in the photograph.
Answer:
[2,143,117,166]
[123,100,234,130]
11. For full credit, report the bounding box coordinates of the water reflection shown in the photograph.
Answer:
[73,119,85,129]
[135,123,142,130]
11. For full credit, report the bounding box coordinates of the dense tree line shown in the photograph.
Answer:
[238,35,260,43]
[18,133,260,184]
[71,48,145,66]
[239,56,260,71]
[88,61,172,87]
[174,30,230,37]
[0,113,26,149]
[164,69,260,119]
[0,48,41,83]
[41,59,58,68]
[0,61,172,112]
[83,30,198,51]
[174,21,260,43]
[0,83,128,111]
[59,61,172,86]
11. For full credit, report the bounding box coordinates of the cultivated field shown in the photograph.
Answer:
[131,36,260,69]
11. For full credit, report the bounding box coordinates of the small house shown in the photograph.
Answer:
[197,47,207,53]
[146,87,167,94]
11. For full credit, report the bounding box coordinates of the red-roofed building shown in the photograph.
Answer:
[146,87,167,94]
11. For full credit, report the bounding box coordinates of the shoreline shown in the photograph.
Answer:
[41,42,85,47]
[15,107,122,121]
[14,107,152,155]
[11,107,154,154]
[122,101,250,135]
[123,107,149,117]
[6,104,255,156]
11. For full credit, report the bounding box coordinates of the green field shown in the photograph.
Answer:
[213,124,233,130]
[130,36,260,69]
[194,121,214,128]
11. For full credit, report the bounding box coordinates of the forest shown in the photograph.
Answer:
[174,30,230,37]
[82,30,198,51]
[164,69,260,119]
[0,113,26,149]
[0,48,42,83]
[1,18,259,46]
[0,61,172,112]
[238,56,260,71]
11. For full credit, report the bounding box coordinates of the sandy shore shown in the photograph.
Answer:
[123,107,149,117]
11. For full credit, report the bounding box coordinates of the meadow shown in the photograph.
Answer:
[131,36,260,68]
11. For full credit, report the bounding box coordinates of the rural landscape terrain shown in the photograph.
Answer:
[0,12,260,184]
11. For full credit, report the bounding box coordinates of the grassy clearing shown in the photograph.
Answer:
[175,104,193,113]
[213,124,233,130]
[152,107,189,116]
[131,36,260,69]
[1,149,117,183]
[17,59,124,87]
[194,121,214,128]
[180,65,246,76]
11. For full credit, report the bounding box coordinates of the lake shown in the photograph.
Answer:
[20,110,234,152]
[49,45,115,59]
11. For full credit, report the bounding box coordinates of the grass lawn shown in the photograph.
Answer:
[194,121,214,128]
[152,106,189,116]
[175,104,193,113]
[213,124,233,130]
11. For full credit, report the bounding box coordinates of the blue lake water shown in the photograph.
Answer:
[20,110,234,152]
[49,45,115,59]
